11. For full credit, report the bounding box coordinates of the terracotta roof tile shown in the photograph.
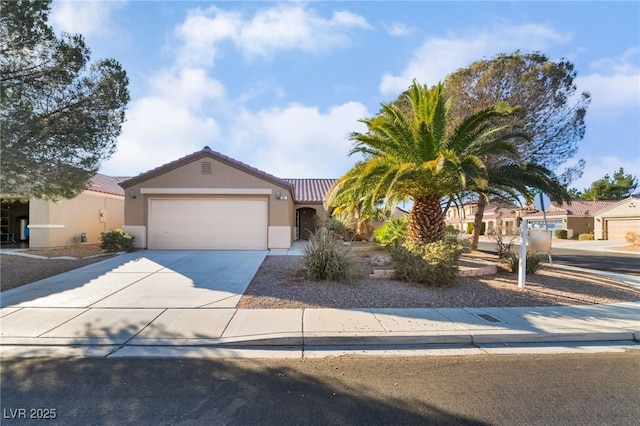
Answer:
[284,178,336,203]
[88,174,128,196]
[524,200,619,218]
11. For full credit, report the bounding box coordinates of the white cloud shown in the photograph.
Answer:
[380,23,572,95]
[101,96,220,176]
[176,4,370,67]
[225,102,370,178]
[576,48,640,115]
[50,0,127,37]
[383,22,416,37]
[149,68,226,110]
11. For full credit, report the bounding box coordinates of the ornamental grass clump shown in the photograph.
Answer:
[303,229,357,282]
[391,240,463,287]
[503,250,546,274]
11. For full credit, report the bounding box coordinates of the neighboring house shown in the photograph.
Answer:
[593,197,640,240]
[118,146,337,250]
[0,174,126,248]
[444,201,524,235]
[523,200,618,238]
[444,199,631,239]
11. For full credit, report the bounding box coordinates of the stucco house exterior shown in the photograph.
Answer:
[443,199,636,240]
[523,200,618,238]
[118,146,336,250]
[593,197,640,240]
[0,174,126,248]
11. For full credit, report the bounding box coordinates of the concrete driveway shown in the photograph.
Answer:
[1,251,269,349]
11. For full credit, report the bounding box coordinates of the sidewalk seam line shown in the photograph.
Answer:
[107,308,168,357]
[37,307,91,337]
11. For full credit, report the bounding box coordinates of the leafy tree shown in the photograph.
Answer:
[580,167,638,200]
[441,52,587,249]
[328,80,528,245]
[1,0,130,201]
[444,51,590,171]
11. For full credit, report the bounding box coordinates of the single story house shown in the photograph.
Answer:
[444,199,636,240]
[593,197,640,240]
[523,200,618,238]
[119,146,335,250]
[0,174,126,248]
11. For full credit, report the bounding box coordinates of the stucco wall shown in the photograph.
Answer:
[566,216,594,237]
[594,198,640,239]
[121,156,294,248]
[28,192,124,248]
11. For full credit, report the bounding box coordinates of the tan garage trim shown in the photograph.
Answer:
[148,198,268,250]
[141,188,272,195]
[605,218,640,241]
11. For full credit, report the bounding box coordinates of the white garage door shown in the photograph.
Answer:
[148,199,268,249]
[606,218,640,241]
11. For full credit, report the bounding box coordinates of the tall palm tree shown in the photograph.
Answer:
[328,81,528,245]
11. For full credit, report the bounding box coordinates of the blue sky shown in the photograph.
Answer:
[49,0,640,191]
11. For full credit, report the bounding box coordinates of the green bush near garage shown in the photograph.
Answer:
[554,229,568,239]
[100,229,135,252]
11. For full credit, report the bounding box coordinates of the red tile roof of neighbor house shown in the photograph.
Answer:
[284,178,336,203]
[524,200,619,218]
[88,174,128,197]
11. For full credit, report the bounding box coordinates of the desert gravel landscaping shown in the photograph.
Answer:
[0,245,115,292]
[2,245,639,309]
[238,250,640,309]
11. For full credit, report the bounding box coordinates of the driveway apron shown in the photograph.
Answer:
[1,251,267,344]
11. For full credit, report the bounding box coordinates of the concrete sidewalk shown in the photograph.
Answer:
[1,242,639,359]
[2,301,638,358]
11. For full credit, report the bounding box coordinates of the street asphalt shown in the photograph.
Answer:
[1,240,639,358]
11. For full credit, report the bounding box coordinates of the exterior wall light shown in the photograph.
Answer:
[129,190,136,199]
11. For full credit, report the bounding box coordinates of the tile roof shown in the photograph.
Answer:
[118,146,294,192]
[284,178,336,203]
[524,200,619,218]
[88,174,128,197]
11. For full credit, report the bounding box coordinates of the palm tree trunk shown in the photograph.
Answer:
[407,196,445,244]
[470,195,487,251]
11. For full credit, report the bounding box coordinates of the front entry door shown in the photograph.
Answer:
[297,208,317,240]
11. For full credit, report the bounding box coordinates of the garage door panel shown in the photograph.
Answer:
[149,199,267,250]
[606,219,640,241]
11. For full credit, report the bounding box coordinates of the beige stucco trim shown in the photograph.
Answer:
[268,226,292,249]
[123,225,147,248]
[83,191,125,200]
[140,188,273,195]
[26,224,65,229]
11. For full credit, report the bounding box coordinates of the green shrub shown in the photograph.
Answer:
[578,233,594,241]
[444,227,471,252]
[503,250,546,274]
[303,228,357,282]
[480,222,486,235]
[466,222,474,234]
[554,229,568,239]
[100,229,135,252]
[374,218,407,249]
[391,240,462,287]
[326,216,356,241]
